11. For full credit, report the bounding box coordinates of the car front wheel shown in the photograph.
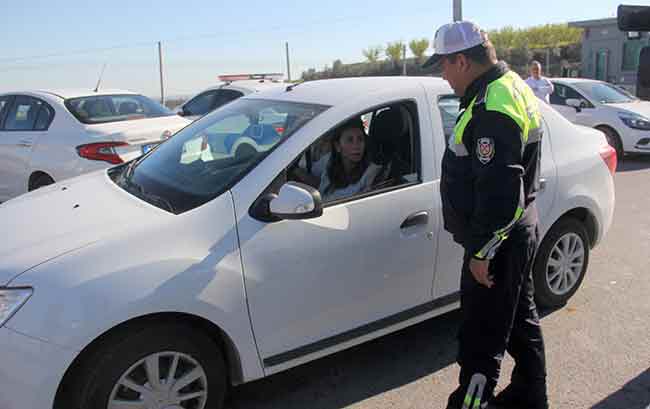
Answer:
[533,218,590,309]
[68,323,227,409]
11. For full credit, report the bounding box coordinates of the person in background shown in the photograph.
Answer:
[525,61,555,103]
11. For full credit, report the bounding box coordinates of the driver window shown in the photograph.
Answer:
[287,101,420,204]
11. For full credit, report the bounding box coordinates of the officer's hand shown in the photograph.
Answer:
[470,258,494,288]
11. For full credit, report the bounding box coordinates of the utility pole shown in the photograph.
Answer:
[402,44,407,76]
[453,0,462,21]
[285,42,292,82]
[158,41,165,105]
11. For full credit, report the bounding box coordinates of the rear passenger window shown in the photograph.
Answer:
[34,103,54,130]
[4,96,43,131]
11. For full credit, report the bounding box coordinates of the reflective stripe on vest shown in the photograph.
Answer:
[450,71,542,157]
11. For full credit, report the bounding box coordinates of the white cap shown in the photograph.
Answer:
[422,21,487,68]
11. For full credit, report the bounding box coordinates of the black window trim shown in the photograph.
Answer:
[252,98,424,217]
[1,95,55,132]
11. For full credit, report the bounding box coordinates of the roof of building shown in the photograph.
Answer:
[569,18,617,28]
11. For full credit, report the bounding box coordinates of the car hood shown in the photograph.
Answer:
[86,115,191,145]
[608,101,650,118]
[0,171,166,285]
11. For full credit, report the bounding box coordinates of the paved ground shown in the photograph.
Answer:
[226,156,650,409]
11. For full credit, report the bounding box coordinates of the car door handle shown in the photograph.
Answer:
[400,211,429,229]
[539,178,547,191]
[17,140,32,147]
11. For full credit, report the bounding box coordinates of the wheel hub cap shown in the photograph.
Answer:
[108,351,208,409]
[546,232,585,296]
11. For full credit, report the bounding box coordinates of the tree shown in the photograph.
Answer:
[385,41,405,68]
[362,46,383,63]
[409,38,430,63]
[332,59,344,76]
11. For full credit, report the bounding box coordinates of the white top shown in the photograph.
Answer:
[525,77,555,103]
[310,154,383,202]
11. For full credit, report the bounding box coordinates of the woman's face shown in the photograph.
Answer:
[336,127,365,164]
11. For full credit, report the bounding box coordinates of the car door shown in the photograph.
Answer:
[0,95,48,200]
[231,96,439,370]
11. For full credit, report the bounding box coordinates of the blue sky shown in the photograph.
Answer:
[0,0,639,98]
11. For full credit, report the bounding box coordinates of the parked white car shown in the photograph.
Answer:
[549,78,650,157]
[0,89,191,201]
[177,78,287,120]
[0,77,615,409]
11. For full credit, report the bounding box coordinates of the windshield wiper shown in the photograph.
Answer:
[139,191,176,213]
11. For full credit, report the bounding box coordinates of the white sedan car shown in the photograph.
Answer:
[0,77,615,409]
[550,78,650,157]
[0,89,191,201]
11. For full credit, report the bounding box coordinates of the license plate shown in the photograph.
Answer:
[142,143,159,154]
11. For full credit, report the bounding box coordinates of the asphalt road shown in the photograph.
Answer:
[226,156,650,409]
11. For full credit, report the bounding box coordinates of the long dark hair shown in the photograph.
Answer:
[325,117,369,194]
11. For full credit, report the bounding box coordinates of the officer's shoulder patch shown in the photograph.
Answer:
[476,137,495,164]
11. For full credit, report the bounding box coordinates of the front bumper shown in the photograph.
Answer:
[0,326,77,409]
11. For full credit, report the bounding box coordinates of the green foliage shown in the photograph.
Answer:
[302,24,583,81]
[409,38,430,63]
[385,41,405,63]
[488,23,582,50]
[362,46,383,63]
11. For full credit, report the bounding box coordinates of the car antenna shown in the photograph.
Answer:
[94,63,107,93]
[285,81,304,92]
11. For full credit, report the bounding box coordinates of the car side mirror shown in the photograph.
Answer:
[566,98,583,112]
[250,182,323,222]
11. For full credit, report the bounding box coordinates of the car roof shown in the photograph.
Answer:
[21,89,140,100]
[243,76,453,107]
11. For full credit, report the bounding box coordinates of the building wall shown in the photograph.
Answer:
[578,21,650,94]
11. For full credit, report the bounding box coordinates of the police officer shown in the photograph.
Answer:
[422,21,549,409]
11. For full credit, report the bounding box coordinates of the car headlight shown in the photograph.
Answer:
[619,113,650,130]
[0,288,33,327]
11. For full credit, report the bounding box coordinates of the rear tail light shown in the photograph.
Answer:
[599,144,617,175]
[200,135,208,151]
[76,142,129,164]
[273,125,285,135]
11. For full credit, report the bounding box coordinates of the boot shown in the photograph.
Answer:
[490,382,549,409]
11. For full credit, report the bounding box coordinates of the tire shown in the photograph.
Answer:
[597,126,624,159]
[69,323,227,409]
[29,173,55,191]
[533,218,590,309]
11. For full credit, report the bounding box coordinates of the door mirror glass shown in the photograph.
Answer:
[269,182,323,220]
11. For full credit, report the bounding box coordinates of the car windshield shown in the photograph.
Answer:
[110,98,329,213]
[573,82,638,104]
[65,94,174,124]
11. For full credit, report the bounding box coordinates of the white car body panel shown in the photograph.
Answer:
[0,77,615,409]
[0,90,190,202]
